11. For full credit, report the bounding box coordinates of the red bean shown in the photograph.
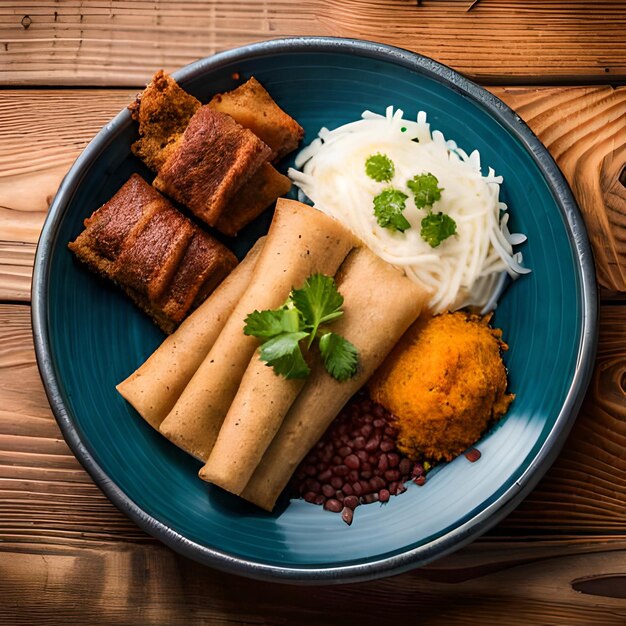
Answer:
[304,464,317,477]
[412,464,424,478]
[361,470,372,480]
[314,494,326,506]
[361,462,371,472]
[338,447,352,459]
[362,493,379,504]
[379,489,390,503]
[363,413,374,424]
[373,404,385,418]
[371,476,386,491]
[360,424,373,438]
[322,484,335,498]
[359,479,371,494]
[334,464,349,477]
[389,481,399,494]
[348,469,359,483]
[384,426,398,437]
[341,507,354,525]
[331,476,343,489]
[332,455,342,465]
[353,437,366,450]
[352,481,363,496]
[325,498,343,513]
[344,495,359,509]
[304,491,317,503]
[365,437,381,452]
[380,440,395,453]
[373,418,385,428]
[378,455,388,472]
[399,458,412,476]
[356,450,368,463]
[342,483,354,496]
[336,491,345,502]
[345,454,360,470]
[385,470,400,482]
[387,453,400,468]
[318,469,332,482]
[414,475,426,486]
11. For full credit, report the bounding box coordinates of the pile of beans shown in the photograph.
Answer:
[291,393,426,525]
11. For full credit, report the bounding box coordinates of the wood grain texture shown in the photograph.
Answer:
[0,90,132,300]
[1,1,626,86]
[2,86,626,298]
[494,86,626,292]
[1,303,626,622]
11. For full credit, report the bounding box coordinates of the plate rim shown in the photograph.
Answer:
[31,36,599,584]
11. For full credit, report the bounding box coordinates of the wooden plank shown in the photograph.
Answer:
[0,90,132,301]
[495,86,626,292]
[1,86,625,298]
[1,1,626,86]
[2,542,626,624]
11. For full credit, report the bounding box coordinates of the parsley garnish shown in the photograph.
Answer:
[373,188,410,232]
[420,212,457,248]
[407,173,443,209]
[365,153,395,182]
[243,274,359,381]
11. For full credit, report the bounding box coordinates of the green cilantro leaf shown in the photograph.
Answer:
[318,332,359,381]
[244,274,359,381]
[259,331,310,379]
[373,188,410,232]
[420,212,457,248]
[291,273,344,346]
[243,307,300,338]
[407,172,443,209]
[365,153,395,182]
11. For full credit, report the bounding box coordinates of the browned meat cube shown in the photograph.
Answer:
[215,162,292,236]
[68,174,237,333]
[209,77,304,161]
[153,106,271,226]
[129,70,201,172]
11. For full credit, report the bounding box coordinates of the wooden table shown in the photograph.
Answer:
[2,2,626,623]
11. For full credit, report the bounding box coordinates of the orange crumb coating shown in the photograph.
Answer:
[369,312,514,462]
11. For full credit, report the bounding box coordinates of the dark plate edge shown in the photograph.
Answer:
[31,36,599,585]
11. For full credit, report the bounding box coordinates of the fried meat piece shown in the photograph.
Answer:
[68,174,237,334]
[214,162,291,236]
[153,106,271,226]
[209,77,304,161]
[129,70,201,172]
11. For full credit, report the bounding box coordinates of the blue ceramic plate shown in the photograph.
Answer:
[32,38,598,583]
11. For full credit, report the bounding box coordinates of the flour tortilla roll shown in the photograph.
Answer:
[116,237,265,429]
[159,199,355,460]
[240,247,430,511]
[198,350,306,494]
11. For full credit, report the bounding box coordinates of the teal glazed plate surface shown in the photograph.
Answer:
[32,38,598,583]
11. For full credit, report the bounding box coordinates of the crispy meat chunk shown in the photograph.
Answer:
[68,174,237,333]
[209,77,304,161]
[153,106,271,226]
[129,70,201,172]
[215,162,292,236]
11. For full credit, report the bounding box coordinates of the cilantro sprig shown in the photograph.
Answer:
[373,188,410,232]
[365,153,395,182]
[244,274,359,382]
[420,212,457,248]
[407,173,443,209]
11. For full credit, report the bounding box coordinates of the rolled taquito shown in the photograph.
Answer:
[159,199,355,460]
[239,247,431,511]
[198,351,306,494]
[116,237,265,429]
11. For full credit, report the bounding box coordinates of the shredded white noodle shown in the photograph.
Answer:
[288,106,529,313]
